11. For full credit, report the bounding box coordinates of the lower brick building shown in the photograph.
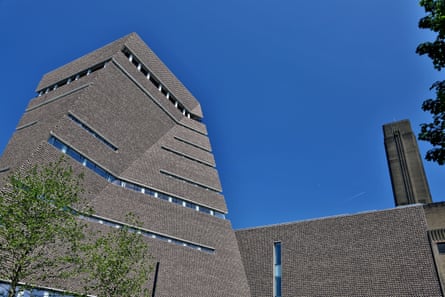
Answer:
[236,205,443,297]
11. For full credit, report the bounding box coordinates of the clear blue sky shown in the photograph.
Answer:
[0,0,442,229]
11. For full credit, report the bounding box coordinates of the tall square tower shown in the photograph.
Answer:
[383,119,432,206]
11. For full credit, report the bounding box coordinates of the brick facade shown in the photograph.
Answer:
[1,33,444,297]
[236,206,443,297]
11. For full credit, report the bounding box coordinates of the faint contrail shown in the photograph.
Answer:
[348,192,366,201]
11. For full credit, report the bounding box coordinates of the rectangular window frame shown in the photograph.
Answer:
[274,241,282,297]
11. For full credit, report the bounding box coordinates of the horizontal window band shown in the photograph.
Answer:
[48,135,226,220]
[173,136,212,153]
[160,169,221,193]
[0,281,79,297]
[0,212,215,297]
[16,120,38,131]
[27,84,91,113]
[161,145,214,168]
[68,113,118,151]
[36,60,109,96]
[0,167,10,173]
[121,47,201,122]
[79,213,215,254]
[111,59,208,137]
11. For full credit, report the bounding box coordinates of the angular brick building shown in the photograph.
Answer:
[1,33,444,297]
[0,33,250,297]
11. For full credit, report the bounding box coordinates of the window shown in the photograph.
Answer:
[125,182,141,192]
[171,197,182,205]
[438,242,445,254]
[274,242,282,297]
[200,206,212,214]
[158,193,170,201]
[48,136,226,220]
[121,47,202,122]
[36,61,108,97]
[214,212,226,219]
[66,148,83,163]
[0,282,73,297]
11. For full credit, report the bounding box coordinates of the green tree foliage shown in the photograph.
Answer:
[80,214,153,297]
[417,0,445,164]
[0,159,85,297]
